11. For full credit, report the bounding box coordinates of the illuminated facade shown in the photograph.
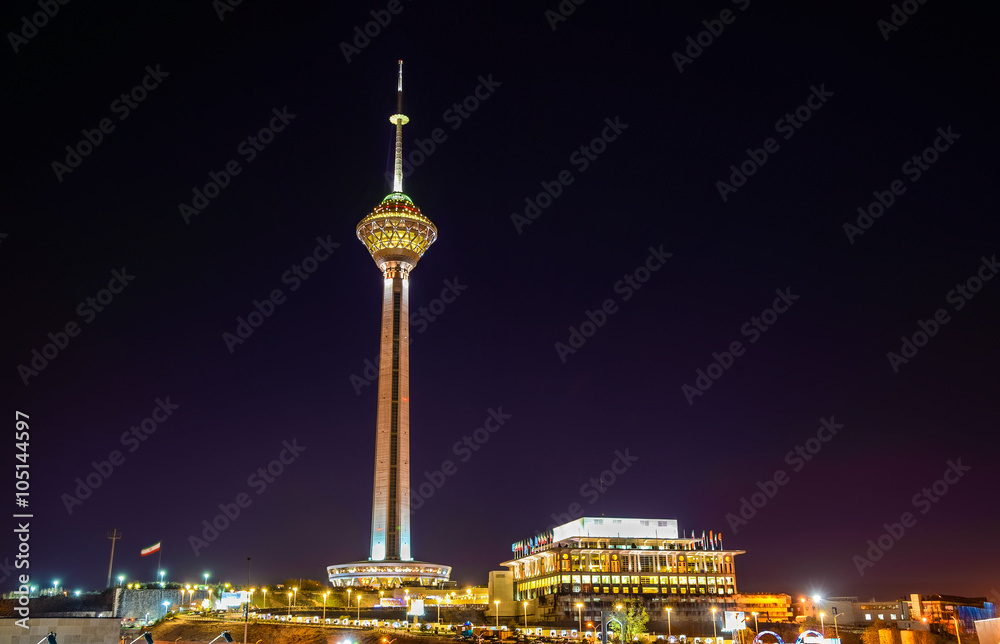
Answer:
[501,517,744,626]
[327,60,450,589]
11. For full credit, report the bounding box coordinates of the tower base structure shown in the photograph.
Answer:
[327,560,452,588]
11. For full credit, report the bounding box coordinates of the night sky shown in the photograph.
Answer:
[4,0,998,602]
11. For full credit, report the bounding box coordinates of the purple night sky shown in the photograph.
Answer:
[3,0,998,601]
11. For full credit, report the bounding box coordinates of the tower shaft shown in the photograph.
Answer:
[370,266,411,561]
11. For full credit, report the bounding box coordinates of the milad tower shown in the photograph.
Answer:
[327,61,451,588]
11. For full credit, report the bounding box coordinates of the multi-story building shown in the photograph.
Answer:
[735,593,793,624]
[907,595,997,636]
[501,517,743,628]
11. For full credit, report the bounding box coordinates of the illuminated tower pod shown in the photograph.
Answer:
[328,60,450,588]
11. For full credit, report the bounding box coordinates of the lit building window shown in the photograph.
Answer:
[865,615,872,620]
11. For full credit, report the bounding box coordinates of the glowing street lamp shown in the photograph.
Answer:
[287,593,292,618]
[323,593,329,622]
[576,603,583,638]
[159,571,165,586]
[293,587,298,608]
[712,607,718,639]
[953,616,962,644]
[262,588,267,609]
[523,601,528,631]
[357,594,362,621]
[752,612,758,632]
[347,588,352,610]
[53,580,60,594]
[163,600,170,616]
[667,607,673,637]
[820,612,825,637]
[833,613,842,639]
[496,600,502,630]
[204,573,210,587]
[118,575,125,588]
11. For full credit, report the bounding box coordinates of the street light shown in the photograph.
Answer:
[347,588,352,610]
[323,593,329,622]
[820,613,825,638]
[357,594,362,621]
[752,612,758,633]
[497,600,502,630]
[287,593,292,618]
[262,588,267,609]
[204,573,210,587]
[159,571,165,586]
[667,607,672,637]
[118,575,125,587]
[523,601,528,631]
[163,600,170,616]
[833,613,841,639]
[712,607,718,639]
[577,603,583,638]
[293,587,298,608]
[953,616,962,644]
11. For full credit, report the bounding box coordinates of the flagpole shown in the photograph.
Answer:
[157,547,162,583]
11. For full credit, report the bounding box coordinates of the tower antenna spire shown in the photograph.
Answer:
[390,59,409,193]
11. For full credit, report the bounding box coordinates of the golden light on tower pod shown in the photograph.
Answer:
[356,60,438,276]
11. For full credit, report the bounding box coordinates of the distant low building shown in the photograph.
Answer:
[735,593,793,623]
[907,594,997,637]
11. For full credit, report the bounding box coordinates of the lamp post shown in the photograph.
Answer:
[347,588,352,610]
[752,612,758,633]
[496,600,501,630]
[438,598,442,625]
[357,594,362,621]
[159,571,165,587]
[712,607,718,639]
[262,589,267,610]
[616,605,623,643]
[820,613,825,638]
[209,588,214,610]
[953,616,962,644]
[163,600,170,616]
[667,608,672,637]
[524,601,529,632]
[292,587,297,608]
[833,613,841,639]
[287,593,291,618]
[323,593,328,622]
[577,603,583,638]
[204,573,210,588]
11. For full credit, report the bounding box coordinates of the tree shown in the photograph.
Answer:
[609,600,649,642]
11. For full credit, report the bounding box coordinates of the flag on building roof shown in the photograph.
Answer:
[141,542,161,556]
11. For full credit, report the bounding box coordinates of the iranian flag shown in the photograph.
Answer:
[141,542,161,557]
